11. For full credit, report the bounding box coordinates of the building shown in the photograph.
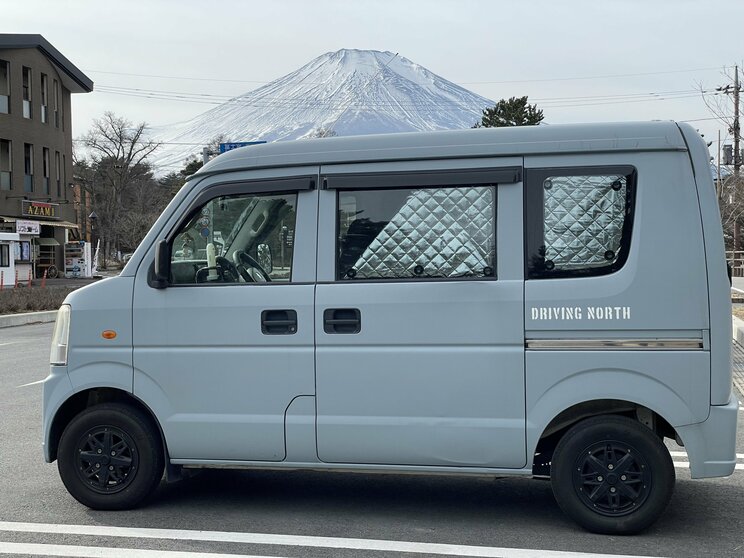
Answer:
[0,34,93,285]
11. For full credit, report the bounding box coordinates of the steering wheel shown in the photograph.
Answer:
[195,256,241,283]
[232,250,272,283]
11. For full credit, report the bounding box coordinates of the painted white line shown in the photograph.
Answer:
[673,462,744,470]
[16,379,45,388]
[0,342,17,347]
[0,541,281,557]
[732,287,744,294]
[670,451,744,459]
[0,521,669,558]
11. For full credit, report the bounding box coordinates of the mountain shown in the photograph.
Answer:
[151,49,495,172]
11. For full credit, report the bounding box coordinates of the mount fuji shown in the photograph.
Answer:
[151,49,495,171]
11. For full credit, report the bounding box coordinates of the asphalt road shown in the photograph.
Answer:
[1,323,743,558]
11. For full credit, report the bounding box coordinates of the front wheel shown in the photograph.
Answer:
[551,415,674,535]
[57,403,164,510]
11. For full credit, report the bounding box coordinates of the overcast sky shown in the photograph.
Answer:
[5,0,744,154]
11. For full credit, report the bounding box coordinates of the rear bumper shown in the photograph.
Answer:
[676,392,739,478]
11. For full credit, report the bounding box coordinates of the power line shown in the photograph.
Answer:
[459,66,723,84]
[84,65,724,86]
[92,84,723,110]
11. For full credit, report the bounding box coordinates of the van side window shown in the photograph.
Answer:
[337,186,496,281]
[170,192,297,285]
[525,166,636,278]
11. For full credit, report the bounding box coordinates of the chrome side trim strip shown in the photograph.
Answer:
[526,339,704,350]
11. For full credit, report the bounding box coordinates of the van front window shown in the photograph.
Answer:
[170,192,297,284]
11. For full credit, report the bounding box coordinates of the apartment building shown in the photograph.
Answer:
[0,34,93,283]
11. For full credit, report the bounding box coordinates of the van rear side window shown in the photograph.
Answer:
[337,186,496,281]
[525,166,636,279]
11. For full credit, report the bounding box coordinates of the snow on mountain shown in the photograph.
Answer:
[150,49,494,172]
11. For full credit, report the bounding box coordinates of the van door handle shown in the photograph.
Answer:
[261,309,297,335]
[323,308,361,334]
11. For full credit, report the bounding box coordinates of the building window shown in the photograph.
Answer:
[0,60,9,114]
[23,143,33,192]
[0,244,9,268]
[40,73,48,124]
[15,240,30,262]
[62,154,66,198]
[0,139,10,191]
[53,79,59,127]
[42,148,50,195]
[22,67,32,119]
[55,151,61,197]
[337,186,496,281]
[525,166,636,279]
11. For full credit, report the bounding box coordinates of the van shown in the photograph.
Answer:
[43,122,738,534]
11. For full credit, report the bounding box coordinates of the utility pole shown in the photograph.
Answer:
[734,65,741,251]
[718,65,742,249]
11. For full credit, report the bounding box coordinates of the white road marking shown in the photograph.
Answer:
[0,342,17,347]
[16,379,45,388]
[670,451,744,459]
[732,287,744,294]
[0,542,281,557]
[673,461,743,470]
[0,521,670,558]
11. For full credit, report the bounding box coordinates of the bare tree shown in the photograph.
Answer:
[699,66,743,250]
[75,112,162,266]
[309,127,337,138]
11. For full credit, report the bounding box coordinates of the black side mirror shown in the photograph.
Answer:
[153,239,171,289]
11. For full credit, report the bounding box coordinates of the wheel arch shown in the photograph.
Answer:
[531,398,677,476]
[48,387,171,475]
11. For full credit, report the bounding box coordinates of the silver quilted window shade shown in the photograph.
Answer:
[543,175,626,271]
[342,186,495,279]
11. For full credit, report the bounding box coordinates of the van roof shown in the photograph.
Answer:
[192,121,688,178]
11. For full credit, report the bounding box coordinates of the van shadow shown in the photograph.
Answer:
[152,468,566,532]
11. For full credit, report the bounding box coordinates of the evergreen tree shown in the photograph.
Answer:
[474,96,544,128]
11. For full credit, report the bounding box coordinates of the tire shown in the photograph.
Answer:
[57,403,164,510]
[551,415,674,535]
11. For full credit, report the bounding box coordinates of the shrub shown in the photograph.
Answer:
[0,286,78,315]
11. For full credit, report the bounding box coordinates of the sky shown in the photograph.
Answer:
[4,0,743,160]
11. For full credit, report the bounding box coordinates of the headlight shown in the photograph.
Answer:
[50,304,71,366]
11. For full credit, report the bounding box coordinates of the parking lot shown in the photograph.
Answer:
[1,322,743,557]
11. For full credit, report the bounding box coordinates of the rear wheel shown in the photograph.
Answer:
[57,403,164,510]
[551,415,674,534]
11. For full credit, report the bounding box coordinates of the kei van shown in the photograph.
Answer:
[44,121,739,534]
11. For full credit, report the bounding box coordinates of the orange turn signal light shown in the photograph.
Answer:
[102,330,117,340]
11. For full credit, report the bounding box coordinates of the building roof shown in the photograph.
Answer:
[0,34,93,93]
[193,120,689,178]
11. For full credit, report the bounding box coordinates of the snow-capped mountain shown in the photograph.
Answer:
[151,49,494,172]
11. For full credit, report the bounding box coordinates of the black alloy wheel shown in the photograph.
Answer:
[572,440,651,516]
[73,425,139,494]
[551,415,675,535]
[58,403,164,510]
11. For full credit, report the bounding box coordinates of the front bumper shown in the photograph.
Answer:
[41,365,74,463]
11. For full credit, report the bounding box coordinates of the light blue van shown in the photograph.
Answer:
[44,121,738,534]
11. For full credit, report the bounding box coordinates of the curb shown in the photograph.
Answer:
[732,316,744,398]
[733,315,744,346]
[0,310,57,329]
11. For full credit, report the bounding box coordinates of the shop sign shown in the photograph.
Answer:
[16,219,41,235]
[22,200,59,219]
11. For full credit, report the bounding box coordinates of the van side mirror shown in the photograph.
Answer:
[153,239,171,289]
